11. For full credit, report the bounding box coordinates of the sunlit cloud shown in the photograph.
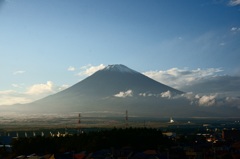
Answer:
[0,81,69,106]
[78,64,105,76]
[0,96,31,106]
[0,90,31,105]
[114,90,133,98]
[198,95,217,106]
[160,90,172,99]
[13,70,26,75]
[26,81,54,95]
[184,93,240,108]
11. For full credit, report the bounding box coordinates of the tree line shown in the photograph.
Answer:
[11,127,173,155]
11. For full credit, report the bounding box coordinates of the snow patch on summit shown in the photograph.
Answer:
[103,64,138,74]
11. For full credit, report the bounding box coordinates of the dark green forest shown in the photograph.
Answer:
[10,127,172,155]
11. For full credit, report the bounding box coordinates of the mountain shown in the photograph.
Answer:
[13,64,240,117]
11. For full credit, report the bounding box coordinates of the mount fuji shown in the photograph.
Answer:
[12,64,240,117]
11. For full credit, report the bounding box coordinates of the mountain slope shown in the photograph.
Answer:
[14,64,240,117]
[60,64,183,97]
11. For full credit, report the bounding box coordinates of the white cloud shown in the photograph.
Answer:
[26,81,54,95]
[139,91,182,99]
[78,64,105,76]
[0,90,31,105]
[114,90,133,98]
[58,84,69,91]
[180,92,240,108]
[0,81,69,106]
[160,90,172,99]
[13,70,25,75]
[229,0,240,6]
[139,93,147,97]
[67,66,76,71]
[198,95,217,106]
[0,96,32,105]
[139,92,158,97]
[143,68,222,89]
[137,89,240,108]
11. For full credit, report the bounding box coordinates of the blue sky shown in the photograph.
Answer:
[0,0,240,106]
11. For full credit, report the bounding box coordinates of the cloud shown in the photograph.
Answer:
[26,81,55,95]
[139,92,155,97]
[160,90,172,99]
[231,27,240,32]
[138,90,182,99]
[143,67,222,89]
[225,96,240,108]
[67,66,76,71]
[58,84,69,91]
[0,90,32,105]
[229,0,240,6]
[138,89,240,108]
[78,64,105,76]
[198,95,217,106]
[181,75,240,94]
[114,90,133,98]
[13,70,26,75]
[193,93,240,108]
[0,81,69,106]
[181,92,240,108]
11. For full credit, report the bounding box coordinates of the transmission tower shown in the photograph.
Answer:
[125,110,128,128]
[78,113,81,134]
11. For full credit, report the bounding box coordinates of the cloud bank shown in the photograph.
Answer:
[143,67,222,89]
[0,81,69,106]
[138,90,240,108]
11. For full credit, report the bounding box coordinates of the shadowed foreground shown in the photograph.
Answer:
[3,128,176,158]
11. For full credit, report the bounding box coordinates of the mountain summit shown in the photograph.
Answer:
[60,64,183,98]
[15,64,240,117]
[102,64,138,73]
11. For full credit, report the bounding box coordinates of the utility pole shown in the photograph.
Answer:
[125,110,128,128]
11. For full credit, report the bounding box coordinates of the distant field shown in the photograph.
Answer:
[1,112,240,135]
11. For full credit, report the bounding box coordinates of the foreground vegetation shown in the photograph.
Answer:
[8,127,172,156]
